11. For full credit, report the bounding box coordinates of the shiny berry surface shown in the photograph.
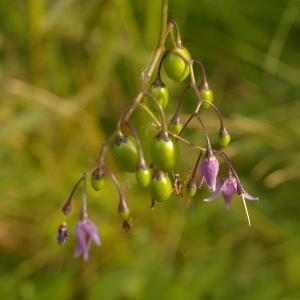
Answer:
[163,47,191,82]
[136,168,151,188]
[112,134,138,173]
[151,133,177,171]
[150,171,172,202]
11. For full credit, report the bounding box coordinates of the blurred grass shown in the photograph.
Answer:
[1,0,300,299]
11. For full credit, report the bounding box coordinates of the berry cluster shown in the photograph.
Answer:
[57,9,258,261]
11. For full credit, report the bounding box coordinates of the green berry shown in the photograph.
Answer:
[112,133,138,173]
[150,170,173,202]
[168,117,183,135]
[148,81,169,110]
[219,128,231,147]
[136,167,151,188]
[151,132,177,172]
[90,168,106,191]
[163,47,191,82]
[120,209,130,221]
[200,87,213,109]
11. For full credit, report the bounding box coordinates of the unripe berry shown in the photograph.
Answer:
[148,80,169,110]
[163,47,191,82]
[136,166,151,188]
[219,128,231,147]
[200,86,213,109]
[151,132,177,172]
[168,117,183,135]
[112,133,138,173]
[150,170,172,202]
[118,196,130,221]
[90,168,105,191]
[119,208,130,221]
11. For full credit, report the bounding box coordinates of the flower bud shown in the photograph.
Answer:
[62,199,72,215]
[186,180,197,198]
[56,222,68,246]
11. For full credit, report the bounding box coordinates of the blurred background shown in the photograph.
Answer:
[1,0,300,299]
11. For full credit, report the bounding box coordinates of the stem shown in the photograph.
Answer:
[190,151,203,181]
[143,91,168,133]
[171,84,191,121]
[179,113,194,136]
[102,163,125,201]
[201,99,225,129]
[192,59,208,86]
[81,174,88,220]
[125,121,146,168]
[142,0,169,87]
[168,20,182,48]
[138,102,161,126]
[138,103,205,152]
[121,92,144,126]
[218,151,242,188]
[169,132,206,152]
[195,114,212,151]
[62,173,86,215]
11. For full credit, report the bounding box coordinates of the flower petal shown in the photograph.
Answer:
[202,157,219,192]
[204,180,224,202]
[74,223,88,258]
[243,192,259,201]
[84,221,101,246]
[221,179,237,209]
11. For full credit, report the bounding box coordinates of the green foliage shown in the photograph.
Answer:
[1,0,300,299]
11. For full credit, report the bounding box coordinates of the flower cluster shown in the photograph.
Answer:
[56,3,258,261]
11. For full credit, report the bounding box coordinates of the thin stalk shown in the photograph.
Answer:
[171,84,191,121]
[80,175,88,220]
[62,173,86,215]
[168,20,182,48]
[169,132,206,152]
[138,102,161,126]
[201,99,225,129]
[192,59,208,86]
[142,0,169,87]
[190,151,203,182]
[143,91,168,133]
[195,114,212,151]
[179,113,194,136]
[125,121,146,167]
[102,163,125,201]
[218,151,241,186]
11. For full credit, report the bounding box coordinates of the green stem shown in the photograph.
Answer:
[142,0,169,87]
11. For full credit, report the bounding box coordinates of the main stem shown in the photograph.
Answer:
[142,0,168,88]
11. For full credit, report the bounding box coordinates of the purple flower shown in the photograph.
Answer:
[199,154,219,192]
[74,219,101,261]
[204,175,258,208]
